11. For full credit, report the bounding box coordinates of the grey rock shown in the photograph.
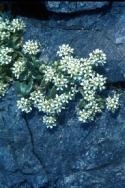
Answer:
[22,4,125,83]
[1,2,125,188]
[21,94,125,188]
[115,15,125,44]
[0,87,48,188]
[46,1,109,13]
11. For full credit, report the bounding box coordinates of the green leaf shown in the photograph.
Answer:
[16,80,33,97]
[49,85,57,98]
[32,74,42,80]
[19,70,30,81]
[78,99,85,109]
[79,87,84,97]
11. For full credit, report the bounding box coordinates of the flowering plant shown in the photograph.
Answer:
[0,16,120,128]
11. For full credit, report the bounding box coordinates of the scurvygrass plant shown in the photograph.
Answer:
[0,15,120,128]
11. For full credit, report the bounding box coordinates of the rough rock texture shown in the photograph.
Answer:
[0,87,48,187]
[1,2,125,188]
[45,1,109,13]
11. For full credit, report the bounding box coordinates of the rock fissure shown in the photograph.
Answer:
[23,114,49,186]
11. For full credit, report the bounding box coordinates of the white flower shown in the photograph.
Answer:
[0,81,8,97]
[90,73,106,91]
[12,59,26,79]
[78,108,93,123]
[82,59,93,77]
[106,93,120,112]
[80,72,106,102]
[30,88,77,116]
[43,115,56,128]
[89,49,106,66]
[0,18,10,31]
[53,74,68,90]
[59,55,84,81]
[11,18,26,32]
[77,100,102,123]
[0,46,13,65]
[17,97,32,113]
[23,40,40,55]
[43,65,56,82]
[0,17,11,41]
[0,30,10,41]
[57,44,74,57]
[30,90,45,110]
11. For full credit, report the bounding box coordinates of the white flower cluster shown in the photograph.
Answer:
[106,93,120,113]
[0,46,13,65]
[0,17,25,41]
[89,49,106,66]
[30,87,77,115]
[0,17,10,31]
[17,97,32,113]
[57,47,106,83]
[57,44,74,57]
[0,30,10,41]
[30,90,44,110]
[43,115,56,129]
[14,42,120,129]
[10,18,26,32]
[23,40,40,55]
[29,87,77,128]
[53,74,68,90]
[42,65,69,90]
[38,45,109,127]
[56,44,107,124]
[0,81,8,97]
[59,56,84,81]
[80,73,106,101]
[77,100,102,123]
[12,59,26,79]
[81,58,93,77]
[42,65,56,82]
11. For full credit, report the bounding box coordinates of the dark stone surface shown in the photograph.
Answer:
[0,87,48,188]
[22,3,125,83]
[1,2,125,188]
[45,1,109,13]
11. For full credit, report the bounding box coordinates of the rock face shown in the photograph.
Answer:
[0,87,48,187]
[45,1,109,13]
[1,2,125,188]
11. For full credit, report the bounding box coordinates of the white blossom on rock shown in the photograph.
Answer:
[59,55,84,81]
[43,65,56,83]
[0,81,8,97]
[11,18,26,32]
[0,46,13,65]
[57,44,74,57]
[23,40,40,55]
[30,87,77,116]
[17,97,32,113]
[106,93,120,112]
[89,49,106,66]
[0,17,10,31]
[0,20,120,130]
[53,74,68,90]
[12,59,26,79]
[0,30,10,41]
[30,90,45,111]
[77,100,102,123]
[43,115,56,128]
